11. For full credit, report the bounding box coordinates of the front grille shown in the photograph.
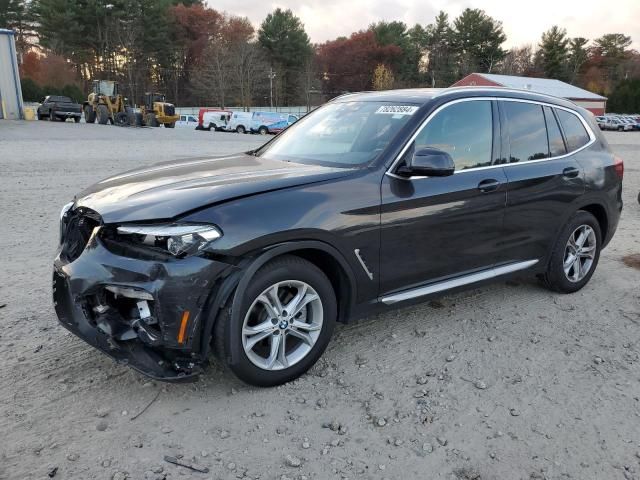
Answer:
[165,105,175,116]
[60,208,101,263]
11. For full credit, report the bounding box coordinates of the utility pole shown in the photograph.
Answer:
[268,68,276,109]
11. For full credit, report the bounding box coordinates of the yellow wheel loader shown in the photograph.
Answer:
[137,93,179,128]
[83,80,130,126]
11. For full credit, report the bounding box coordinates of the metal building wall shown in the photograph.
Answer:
[0,29,24,120]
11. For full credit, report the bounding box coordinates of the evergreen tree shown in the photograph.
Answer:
[451,8,506,76]
[568,37,588,84]
[258,8,312,105]
[536,26,570,80]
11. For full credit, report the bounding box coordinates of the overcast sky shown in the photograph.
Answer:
[207,0,640,49]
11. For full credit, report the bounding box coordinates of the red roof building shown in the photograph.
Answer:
[452,73,607,115]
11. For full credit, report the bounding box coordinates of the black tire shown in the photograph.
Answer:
[258,126,268,135]
[236,125,246,134]
[114,112,129,127]
[73,116,81,123]
[208,123,216,131]
[214,255,337,387]
[97,104,109,125]
[84,105,96,124]
[540,211,602,294]
[145,113,159,127]
[164,122,175,128]
[133,112,143,127]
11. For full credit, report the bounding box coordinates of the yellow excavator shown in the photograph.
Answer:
[136,92,179,128]
[83,80,129,126]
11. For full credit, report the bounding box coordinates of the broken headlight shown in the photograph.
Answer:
[116,223,222,257]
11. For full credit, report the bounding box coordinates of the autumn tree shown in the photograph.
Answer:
[317,31,401,94]
[372,64,394,90]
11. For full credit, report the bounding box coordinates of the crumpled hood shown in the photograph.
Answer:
[74,153,351,223]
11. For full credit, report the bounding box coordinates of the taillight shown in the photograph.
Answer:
[614,155,624,179]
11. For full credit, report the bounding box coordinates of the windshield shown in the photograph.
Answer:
[50,96,73,103]
[256,101,420,167]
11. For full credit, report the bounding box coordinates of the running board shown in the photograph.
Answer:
[380,259,539,305]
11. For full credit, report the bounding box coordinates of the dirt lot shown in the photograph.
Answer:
[1,120,639,480]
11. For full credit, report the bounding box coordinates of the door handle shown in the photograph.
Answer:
[477,179,501,193]
[562,167,580,178]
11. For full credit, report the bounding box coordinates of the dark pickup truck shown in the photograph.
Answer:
[37,95,82,122]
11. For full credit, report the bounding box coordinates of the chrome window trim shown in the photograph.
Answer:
[386,96,596,181]
[380,259,539,305]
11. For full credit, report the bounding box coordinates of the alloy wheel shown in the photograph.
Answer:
[242,280,323,371]
[563,224,597,282]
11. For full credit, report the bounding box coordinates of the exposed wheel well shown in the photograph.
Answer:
[579,204,608,241]
[288,249,352,324]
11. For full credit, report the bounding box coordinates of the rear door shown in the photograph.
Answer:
[498,100,588,266]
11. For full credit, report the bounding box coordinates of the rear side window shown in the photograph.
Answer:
[543,107,566,157]
[556,109,590,152]
[503,102,549,163]
[413,100,493,171]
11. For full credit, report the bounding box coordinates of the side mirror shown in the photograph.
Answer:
[397,147,455,177]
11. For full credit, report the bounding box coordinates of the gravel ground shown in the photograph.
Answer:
[1,120,639,480]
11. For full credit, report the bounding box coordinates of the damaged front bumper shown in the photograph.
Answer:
[53,224,236,382]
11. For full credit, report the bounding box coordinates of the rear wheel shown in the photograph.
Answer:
[84,105,96,124]
[97,105,109,125]
[541,211,601,293]
[236,125,246,134]
[214,256,337,386]
[258,126,268,135]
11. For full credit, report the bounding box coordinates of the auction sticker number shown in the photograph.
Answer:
[375,105,419,115]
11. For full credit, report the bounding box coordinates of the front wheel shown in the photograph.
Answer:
[540,211,601,293]
[258,126,268,135]
[236,125,246,134]
[214,256,336,386]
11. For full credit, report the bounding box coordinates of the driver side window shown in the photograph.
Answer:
[412,100,493,171]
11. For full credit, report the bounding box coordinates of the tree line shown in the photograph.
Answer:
[2,0,639,112]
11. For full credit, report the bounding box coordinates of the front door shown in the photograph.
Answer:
[379,99,507,297]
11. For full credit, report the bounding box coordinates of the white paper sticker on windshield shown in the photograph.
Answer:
[375,105,419,115]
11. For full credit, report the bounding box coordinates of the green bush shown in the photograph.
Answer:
[61,84,84,103]
[21,77,43,102]
[608,79,640,113]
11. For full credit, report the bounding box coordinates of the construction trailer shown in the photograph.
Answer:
[0,29,24,120]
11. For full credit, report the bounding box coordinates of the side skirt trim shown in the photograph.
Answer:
[380,259,539,305]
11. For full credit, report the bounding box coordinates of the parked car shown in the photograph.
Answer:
[601,117,633,131]
[224,111,253,133]
[53,87,623,386]
[175,114,199,128]
[250,111,298,134]
[37,95,82,122]
[196,108,232,131]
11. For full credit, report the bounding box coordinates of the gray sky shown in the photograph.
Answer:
[207,0,639,49]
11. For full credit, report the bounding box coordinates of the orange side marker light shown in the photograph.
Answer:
[177,311,190,344]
